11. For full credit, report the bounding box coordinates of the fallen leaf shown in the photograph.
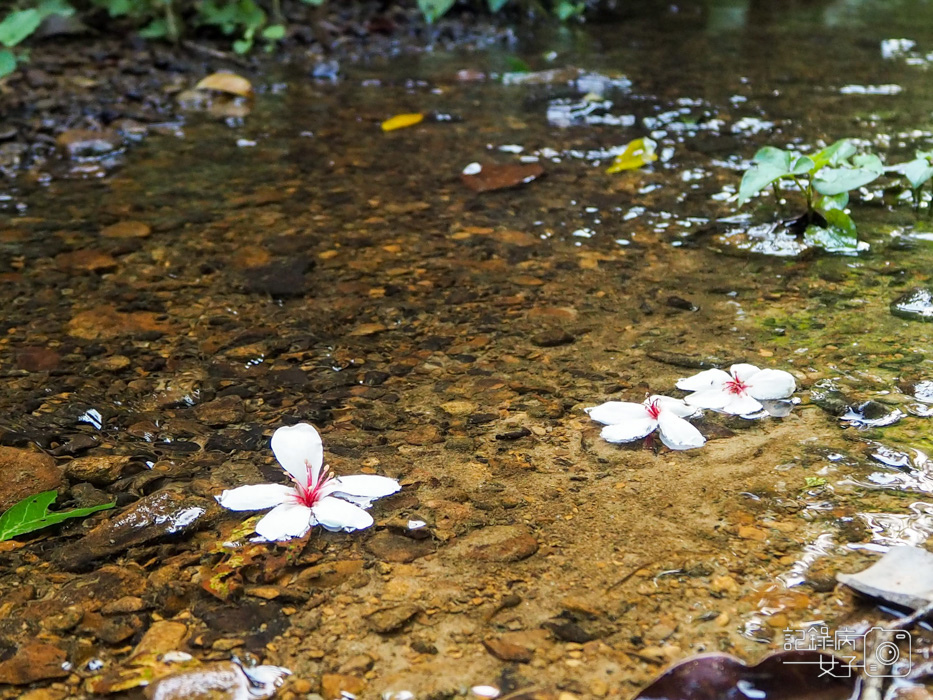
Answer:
[194,72,253,98]
[837,545,933,609]
[633,650,857,700]
[461,162,545,193]
[382,113,424,131]
[606,137,658,174]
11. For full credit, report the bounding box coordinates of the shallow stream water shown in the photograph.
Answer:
[5,1,933,698]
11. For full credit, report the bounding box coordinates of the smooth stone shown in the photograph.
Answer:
[63,455,132,486]
[0,446,64,511]
[891,287,933,321]
[0,643,69,684]
[365,604,420,634]
[364,531,434,563]
[446,525,538,563]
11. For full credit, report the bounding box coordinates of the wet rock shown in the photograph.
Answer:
[446,525,538,562]
[101,596,148,614]
[405,425,443,445]
[840,401,904,428]
[496,427,532,440]
[132,620,189,656]
[80,611,143,643]
[100,221,151,238]
[891,287,933,321]
[364,531,434,563]
[144,661,290,700]
[57,490,214,569]
[241,259,314,297]
[57,565,148,611]
[68,305,174,340]
[194,395,246,426]
[56,129,122,158]
[40,605,83,633]
[461,162,545,193]
[362,370,391,386]
[531,329,575,347]
[16,346,61,372]
[338,654,374,675]
[0,446,64,511]
[55,249,118,273]
[321,673,366,700]
[0,642,69,684]
[294,560,365,589]
[63,455,132,486]
[365,603,421,634]
[809,383,851,417]
[666,296,699,311]
[483,636,533,663]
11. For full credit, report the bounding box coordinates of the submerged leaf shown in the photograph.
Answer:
[837,545,933,609]
[381,113,425,132]
[633,650,857,700]
[0,490,115,541]
[194,72,254,98]
[461,161,545,193]
[804,209,860,253]
[605,137,657,174]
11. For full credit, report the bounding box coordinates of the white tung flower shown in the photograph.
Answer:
[584,395,706,450]
[676,363,796,417]
[216,423,400,541]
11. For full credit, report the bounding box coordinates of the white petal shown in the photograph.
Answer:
[271,423,323,489]
[721,393,764,416]
[747,369,796,400]
[312,496,375,532]
[675,368,731,392]
[683,388,731,410]
[330,475,401,508]
[216,484,295,511]
[599,416,658,443]
[585,401,649,425]
[651,395,698,418]
[730,363,762,382]
[254,502,314,540]
[657,412,706,450]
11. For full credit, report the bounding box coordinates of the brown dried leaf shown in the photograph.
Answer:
[460,162,545,193]
[194,72,253,98]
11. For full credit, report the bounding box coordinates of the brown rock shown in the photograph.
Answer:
[321,673,366,700]
[57,566,148,611]
[63,455,131,486]
[738,525,768,541]
[80,611,143,643]
[16,346,60,372]
[338,654,374,675]
[365,604,420,634]
[131,620,189,658]
[364,531,434,563]
[68,305,174,340]
[56,129,121,158]
[40,605,83,633]
[531,329,575,348]
[447,525,538,562]
[55,250,118,273]
[0,642,69,684]
[405,425,443,445]
[194,395,245,426]
[0,446,63,511]
[295,560,365,588]
[483,636,533,663]
[101,596,148,614]
[100,221,151,239]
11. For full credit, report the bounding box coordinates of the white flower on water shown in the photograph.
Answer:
[676,363,796,417]
[216,423,400,541]
[584,395,705,450]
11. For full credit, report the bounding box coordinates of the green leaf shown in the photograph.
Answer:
[812,153,883,196]
[261,23,285,40]
[804,209,859,253]
[0,48,15,76]
[100,0,132,17]
[138,18,168,38]
[816,191,849,213]
[0,490,115,542]
[488,0,509,11]
[299,0,325,4]
[0,9,42,48]
[555,0,584,20]
[810,139,857,171]
[895,157,933,191]
[233,37,252,54]
[37,0,75,20]
[418,0,455,23]
[738,163,790,205]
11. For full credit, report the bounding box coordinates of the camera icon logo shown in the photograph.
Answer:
[863,628,911,677]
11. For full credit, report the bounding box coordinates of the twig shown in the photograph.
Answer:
[181,40,251,68]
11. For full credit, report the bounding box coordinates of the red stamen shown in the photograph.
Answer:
[293,460,334,508]
[645,399,662,420]
[725,376,750,396]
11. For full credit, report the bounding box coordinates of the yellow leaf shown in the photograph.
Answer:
[194,72,253,98]
[605,137,658,174]
[381,113,425,132]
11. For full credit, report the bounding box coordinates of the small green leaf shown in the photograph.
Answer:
[0,490,115,542]
[0,9,42,48]
[101,0,132,17]
[816,191,849,213]
[137,18,168,38]
[233,38,252,54]
[298,0,325,4]
[0,48,15,76]
[36,0,75,20]
[895,157,933,191]
[804,476,827,488]
[812,153,883,196]
[418,0,455,23]
[261,23,285,40]
[488,0,509,11]
[804,209,859,253]
[810,139,856,171]
[738,163,791,205]
[555,0,584,20]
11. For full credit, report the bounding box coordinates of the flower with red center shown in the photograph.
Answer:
[585,395,705,450]
[217,423,400,541]
[676,363,796,417]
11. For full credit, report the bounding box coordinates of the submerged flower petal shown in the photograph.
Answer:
[584,401,649,425]
[747,368,796,400]
[312,496,375,532]
[599,416,658,443]
[675,368,731,392]
[330,475,401,507]
[216,484,295,511]
[657,411,706,450]
[271,423,324,489]
[255,502,313,541]
[721,393,764,416]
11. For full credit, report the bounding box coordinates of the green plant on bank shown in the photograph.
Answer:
[0,0,585,78]
[738,139,884,253]
[0,490,115,542]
